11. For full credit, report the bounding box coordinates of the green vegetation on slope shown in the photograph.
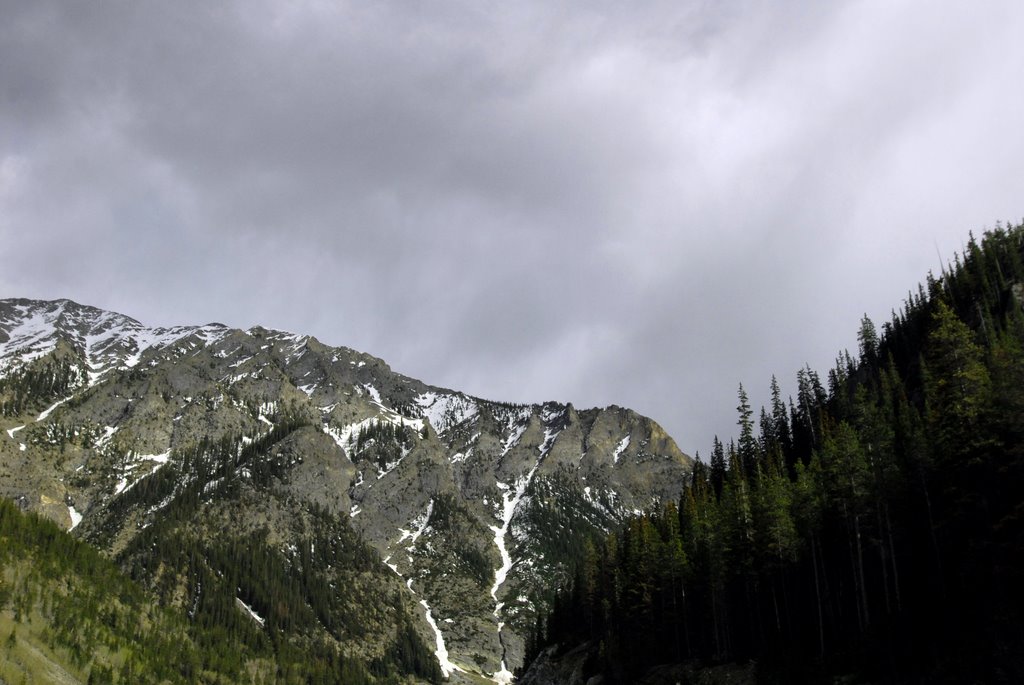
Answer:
[1,489,442,684]
[0,494,259,684]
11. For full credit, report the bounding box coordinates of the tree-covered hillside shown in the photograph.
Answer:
[526,224,1024,684]
[1,495,258,684]
[0,487,440,685]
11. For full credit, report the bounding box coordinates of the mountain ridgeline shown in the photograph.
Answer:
[0,296,691,683]
[522,224,1024,684]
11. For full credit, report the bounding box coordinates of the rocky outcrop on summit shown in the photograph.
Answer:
[0,298,692,682]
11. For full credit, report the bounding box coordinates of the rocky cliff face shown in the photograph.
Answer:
[0,297,691,682]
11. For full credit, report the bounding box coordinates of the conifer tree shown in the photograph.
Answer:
[924,299,992,463]
[736,384,757,479]
[709,437,726,501]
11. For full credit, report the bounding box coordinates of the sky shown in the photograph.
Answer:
[3,1,1024,456]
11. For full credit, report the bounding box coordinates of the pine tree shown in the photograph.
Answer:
[858,314,880,367]
[709,437,726,501]
[736,384,757,479]
[924,299,993,463]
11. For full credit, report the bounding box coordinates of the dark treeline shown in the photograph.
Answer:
[528,224,1024,683]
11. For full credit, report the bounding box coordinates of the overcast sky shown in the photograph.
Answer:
[3,1,1024,456]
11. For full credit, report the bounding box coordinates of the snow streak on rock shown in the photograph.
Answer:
[419,594,461,679]
[612,435,631,464]
[113,450,172,496]
[385,514,463,680]
[398,500,434,548]
[501,423,528,457]
[490,457,544,684]
[37,396,71,422]
[236,597,266,627]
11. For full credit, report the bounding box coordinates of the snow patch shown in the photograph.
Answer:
[0,305,62,370]
[95,426,118,447]
[67,505,82,530]
[612,435,631,464]
[236,598,266,627]
[323,408,424,466]
[492,661,515,684]
[6,425,24,439]
[362,383,382,405]
[401,574,463,679]
[489,447,548,678]
[539,404,565,424]
[415,391,478,435]
[145,450,171,464]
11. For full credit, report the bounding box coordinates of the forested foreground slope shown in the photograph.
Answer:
[524,224,1024,684]
[0,495,442,684]
[1,495,260,685]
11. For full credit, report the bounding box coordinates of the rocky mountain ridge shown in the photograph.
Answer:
[0,297,692,682]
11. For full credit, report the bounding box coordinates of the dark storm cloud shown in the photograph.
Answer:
[3,0,1024,453]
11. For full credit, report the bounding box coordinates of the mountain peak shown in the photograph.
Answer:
[0,297,691,681]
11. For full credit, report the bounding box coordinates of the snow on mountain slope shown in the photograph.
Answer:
[0,298,229,383]
[0,297,692,681]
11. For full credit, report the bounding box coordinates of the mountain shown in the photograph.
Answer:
[0,297,692,682]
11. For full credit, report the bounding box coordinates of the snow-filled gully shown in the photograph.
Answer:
[488,428,557,684]
[386,501,464,679]
[489,471,536,684]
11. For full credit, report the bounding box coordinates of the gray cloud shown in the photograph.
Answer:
[3,0,1024,454]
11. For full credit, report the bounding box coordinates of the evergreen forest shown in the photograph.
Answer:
[527,224,1024,683]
